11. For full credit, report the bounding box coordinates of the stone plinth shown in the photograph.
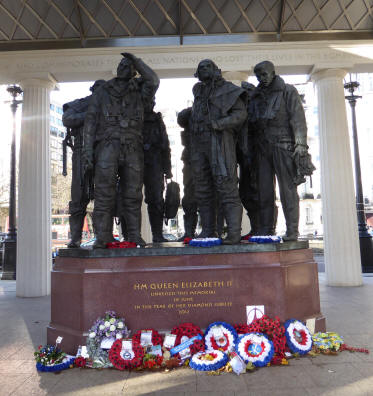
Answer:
[47,242,325,354]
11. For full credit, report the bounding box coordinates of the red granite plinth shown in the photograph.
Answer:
[47,247,325,354]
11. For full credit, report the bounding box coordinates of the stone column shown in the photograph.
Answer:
[141,199,152,244]
[222,71,249,87]
[16,76,56,297]
[222,70,251,235]
[311,69,362,286]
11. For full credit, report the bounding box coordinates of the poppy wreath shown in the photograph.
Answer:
[132,329,163,346]
[204,321,238,353]
[107,241,137,249]
[109,339,144,370]
[234,315,287,364]
[171,322,205,356]
[235,333,275,367]
[284,319,313,355]
[189,350,229,371]
[189,238,222,247]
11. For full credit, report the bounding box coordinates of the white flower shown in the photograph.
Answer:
[116,333,123,339]
[110,324,116,332]
[89,332,96,338]
[110,318,116,324]
[99,324,105,330]
[117,322,124,329]
[104,321,110,327]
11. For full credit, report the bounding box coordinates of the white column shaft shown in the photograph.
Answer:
[16,79,54,297]
[312,69,362,286]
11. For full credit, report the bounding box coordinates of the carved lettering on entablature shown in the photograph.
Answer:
[0,44,368,79]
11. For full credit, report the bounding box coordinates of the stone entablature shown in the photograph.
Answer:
[1,40,373,83]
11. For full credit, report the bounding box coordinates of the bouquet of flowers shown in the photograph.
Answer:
[87,310,130,368]
[34,345,74,372]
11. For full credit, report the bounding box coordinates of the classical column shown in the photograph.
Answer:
[311,69,362,286]
[222,71,249,87]
[141,199,152,244]
[16,77,56,297]
[222,70,251,235]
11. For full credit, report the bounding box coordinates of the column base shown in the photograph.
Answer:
[1,240,16,280]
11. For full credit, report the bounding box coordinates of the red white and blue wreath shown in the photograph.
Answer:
[284,319,313,355]
[189,350,228,371]
[34,345,75,372]
[189,238,222,247]
[109,339,144,370]
[235,333,274,367]
[204,321,238,353]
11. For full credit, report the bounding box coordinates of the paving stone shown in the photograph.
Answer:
[242,365,317,389]
[123,368,196,395]
[196,370,248,392]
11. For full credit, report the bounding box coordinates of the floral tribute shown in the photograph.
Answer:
[249,236,281,243]
[234,315,287,365]
[143,353,164,369]
[171,322,205,357]
[34,345,75,372]
[86,310,130,368]
[284,319,313,355]
[132,329,163,346]
[189,238,222,247]
[204,321,238,353]
[189,350,229,371]
[109,339,144,370]
[235,333,275,367]
[312,332,343,353]
[107,241,137,249]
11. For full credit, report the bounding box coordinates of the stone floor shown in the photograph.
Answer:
[1,270,373,395]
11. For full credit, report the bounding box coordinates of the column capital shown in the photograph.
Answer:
[18,72,57,90]
[311,68,348,83]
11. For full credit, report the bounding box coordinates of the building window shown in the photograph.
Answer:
[306,207,313,225]
[50,104,55,111]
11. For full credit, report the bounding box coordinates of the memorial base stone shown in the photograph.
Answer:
[47,241,325,354]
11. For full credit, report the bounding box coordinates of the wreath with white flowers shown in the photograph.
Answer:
[284,319,313,355]
[249,236,281,243]
[109,339,144,370]
[235,333,274,367]
[189,350,228,371]
[204,321,237,353]
[86,310,130,368]
[189,238,222,247]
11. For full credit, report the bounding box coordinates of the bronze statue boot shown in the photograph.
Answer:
[198,207,217,238]
[282,232,298,242]
[177,214,197,241]
[67,214,85,248]
[92,213,115,249]
[222,204,242,245]
[149,212,168,243]
[67,239,81,248]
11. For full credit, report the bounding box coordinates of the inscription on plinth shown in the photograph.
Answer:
[132,280,234,317]
[48,243,325,354]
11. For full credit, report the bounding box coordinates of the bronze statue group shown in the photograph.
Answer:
[62,53,314,249]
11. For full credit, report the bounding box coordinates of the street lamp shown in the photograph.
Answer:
[1,85,22,280]
[344,76,373,273]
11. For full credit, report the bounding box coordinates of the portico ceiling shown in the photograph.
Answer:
[0,0,373,51]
